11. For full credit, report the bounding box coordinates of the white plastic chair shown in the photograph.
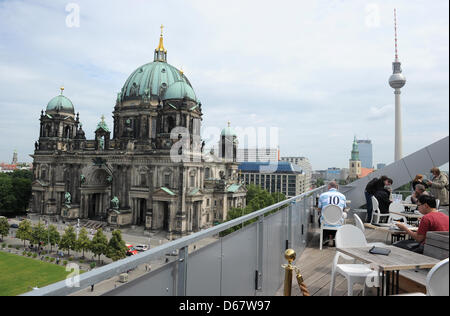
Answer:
[389,201,405,213]
[427,258,449,296]
[320,205,343,250]
[353,214,386,247]
[404,195,412,204]
[330,225,378,296]
[396,258,449,296]
[436,199,440,210]
[371,196,390,224]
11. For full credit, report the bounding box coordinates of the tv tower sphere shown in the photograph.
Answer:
[389,71,406,89]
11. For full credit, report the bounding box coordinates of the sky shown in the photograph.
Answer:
[0,0,448,171]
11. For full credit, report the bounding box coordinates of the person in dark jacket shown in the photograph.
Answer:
[365,176,392,222]
[373,184,393,222]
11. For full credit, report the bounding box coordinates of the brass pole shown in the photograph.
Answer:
[282,249,296,296]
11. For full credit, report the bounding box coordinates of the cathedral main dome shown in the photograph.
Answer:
[120,62,197,102]
[119,28,197,103]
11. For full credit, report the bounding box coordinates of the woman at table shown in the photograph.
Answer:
[395,195,449,254]
[411,174,428,191]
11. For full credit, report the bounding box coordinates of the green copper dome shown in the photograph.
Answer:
[163,81,196,101]
[351,137,360,161]
[46,88,75,114]
[120,62,197,102]
[221,123,237,137]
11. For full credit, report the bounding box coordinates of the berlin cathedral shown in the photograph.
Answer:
[30,28,246,238]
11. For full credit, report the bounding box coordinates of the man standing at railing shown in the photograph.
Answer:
[317,181,347,246]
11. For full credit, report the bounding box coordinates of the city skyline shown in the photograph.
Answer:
[0,0,448,170]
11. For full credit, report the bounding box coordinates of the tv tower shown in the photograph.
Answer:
[389,9,406,161]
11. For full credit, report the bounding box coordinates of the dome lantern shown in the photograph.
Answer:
[154,24,167,62]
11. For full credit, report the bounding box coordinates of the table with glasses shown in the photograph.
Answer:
[336,246,440,296]
[390,210,423,225]
[364,223,417,244]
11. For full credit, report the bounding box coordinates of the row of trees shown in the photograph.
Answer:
[14,220,129,262]
[220,185,287,236]
[0,170,32,215]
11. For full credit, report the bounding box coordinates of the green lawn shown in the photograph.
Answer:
[0,252,72,296]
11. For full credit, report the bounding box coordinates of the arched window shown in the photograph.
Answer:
[64,126,71,139]
[46,124,52,137]
[167,116,175,133]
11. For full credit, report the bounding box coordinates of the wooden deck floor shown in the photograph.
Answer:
[276,225,390,296]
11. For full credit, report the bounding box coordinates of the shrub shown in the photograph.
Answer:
[27,252,32,257]
[45,256,49,261]
[63,260,68,266]
[50,257,55,262]
[22,251,27,256]
[7,244,12,248]
[32,253,37,258]
[79,259,84,264]
[2,243,6,248]
[90,262,96,269]
[16,246,20,250]
[68,257,74,261]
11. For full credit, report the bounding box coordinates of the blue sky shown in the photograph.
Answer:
[0,0,448,170]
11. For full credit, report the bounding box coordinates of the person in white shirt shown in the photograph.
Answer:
[318,181,347,246]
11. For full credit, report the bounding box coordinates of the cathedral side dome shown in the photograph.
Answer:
[46,87,75,114]
[221,122,237,137]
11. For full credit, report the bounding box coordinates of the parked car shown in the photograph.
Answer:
[10,223,19,229]
[126,244,138,256]
[134,244,149,252]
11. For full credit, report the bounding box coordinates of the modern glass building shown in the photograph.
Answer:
[357,139,373,169]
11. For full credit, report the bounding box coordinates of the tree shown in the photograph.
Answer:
[106,230,128,261]
[11,177,32,212]
[0,171,32,215]
[316,178,325,187]
[90,229,108,264]
[219,187,287,237]
[16,219,32,247]
[30,221,47,250]
[59,225,76,256]
[0,217,9,241]
[48,225,60,253]
[0,175,16,213]
[76,227,90,258]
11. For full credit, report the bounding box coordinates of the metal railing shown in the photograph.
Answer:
[23,185,326,296]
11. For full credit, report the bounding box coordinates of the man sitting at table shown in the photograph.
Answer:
[318,181,347,247]
[410,184,429,205]
[394,195,449,254]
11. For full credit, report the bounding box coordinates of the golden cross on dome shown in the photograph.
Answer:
[60,86,65,95]
[160,24,164,36]
[101,115,105,123]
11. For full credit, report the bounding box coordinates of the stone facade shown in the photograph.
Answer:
[30,33,246,238]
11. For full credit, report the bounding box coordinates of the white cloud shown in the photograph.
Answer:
[0,0,448,170]
[367,104,394,120]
